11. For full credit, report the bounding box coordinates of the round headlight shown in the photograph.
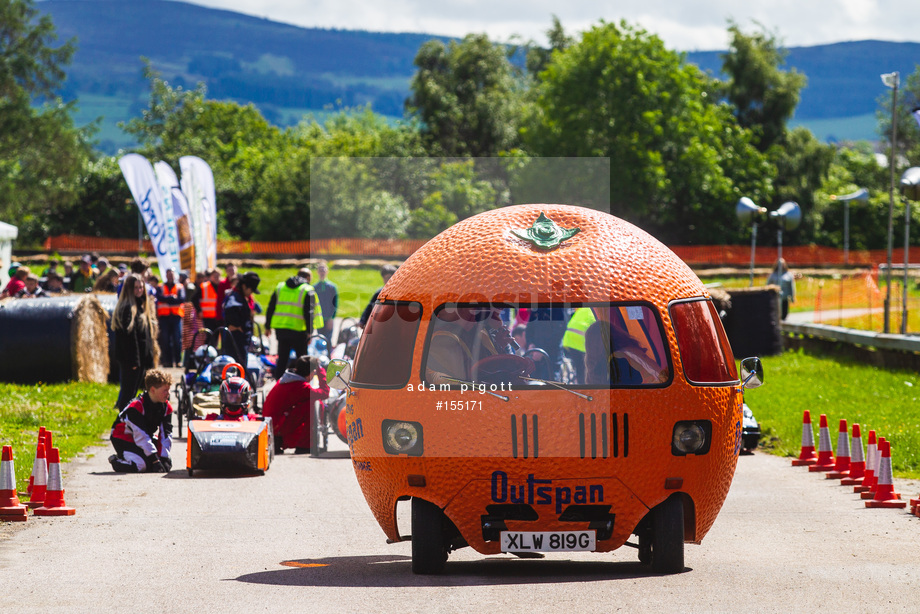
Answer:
[386,421,419,452]
[673,424,706,454]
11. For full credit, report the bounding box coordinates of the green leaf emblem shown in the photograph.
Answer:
[510,212,580,250]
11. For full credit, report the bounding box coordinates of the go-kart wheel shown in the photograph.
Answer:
[411,497,447,574]
[650,495,684,574]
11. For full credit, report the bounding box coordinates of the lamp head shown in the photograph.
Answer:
[770,201,801,231]
[831,187,869,203]
[736,197,767,225]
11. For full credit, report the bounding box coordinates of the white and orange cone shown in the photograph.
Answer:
[808,414,836,472]
[861,436,885,500]
[27,428,46,496]
[826,419,851,479]
[865,440,906,508]
[840,424,866,486]
[33,448,75,517]
[26,439,48,509]
[791,410,818,466]
[854,430,878,493]
[0,445,28,521]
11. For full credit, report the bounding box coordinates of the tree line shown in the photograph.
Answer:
[3,0,920,251]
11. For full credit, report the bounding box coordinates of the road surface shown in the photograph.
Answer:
[2,426,919,613]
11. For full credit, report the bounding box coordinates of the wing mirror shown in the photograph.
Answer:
[740,357,764,389]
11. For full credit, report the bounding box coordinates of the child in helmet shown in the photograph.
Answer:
[109,369,174,473]
[205,376,256,421]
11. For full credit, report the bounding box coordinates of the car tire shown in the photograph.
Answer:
[650,495,684,574]
[411,497,448,575]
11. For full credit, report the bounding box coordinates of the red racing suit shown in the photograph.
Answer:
[262,367,329,449]
[110,392,174,470]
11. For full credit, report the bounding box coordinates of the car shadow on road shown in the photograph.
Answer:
[233,554,690,586]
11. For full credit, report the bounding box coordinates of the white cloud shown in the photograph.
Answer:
[182,0,920,50]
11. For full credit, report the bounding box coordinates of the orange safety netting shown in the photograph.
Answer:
[42,235,920,267]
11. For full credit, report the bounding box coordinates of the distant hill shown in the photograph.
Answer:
[37,0,920,152]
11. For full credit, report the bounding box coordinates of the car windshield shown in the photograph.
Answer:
[422,303,671,389]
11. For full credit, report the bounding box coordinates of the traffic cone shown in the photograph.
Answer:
[854,430,877,493]
[26,439,48,509]
[0,446,28,521]
[826,419,851,479]
[865,440,906,508]
[33,448,75,517]
[28,428,46,495]
[43,430,53,461]
[791,410,818,466]
[861,436,885,499]
[808,414,836,472]
[840,424,866,486]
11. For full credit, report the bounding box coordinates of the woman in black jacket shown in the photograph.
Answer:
[113,274,159,410]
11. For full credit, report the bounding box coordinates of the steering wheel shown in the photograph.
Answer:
[472,354,535,385]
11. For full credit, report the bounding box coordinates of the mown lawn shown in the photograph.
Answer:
[249,266,386,321]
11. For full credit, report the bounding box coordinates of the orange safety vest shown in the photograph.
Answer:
[156,283,185,318]
[199,282,218,319]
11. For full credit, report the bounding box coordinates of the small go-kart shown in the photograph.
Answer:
[186,417,274,476]
[305,333,348,456]
[185,365,274,476]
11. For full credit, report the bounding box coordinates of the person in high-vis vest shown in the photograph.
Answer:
[194,269,221,337]
[265,267,319,377]
[155,268,186,367]
[561,306,596,384]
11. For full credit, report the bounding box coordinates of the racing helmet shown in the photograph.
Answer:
[219,376,251,418]
[308,336,328,357]
[210,355,240,380]
[193,345,217,367]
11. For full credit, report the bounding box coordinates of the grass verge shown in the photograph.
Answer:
[0,382,117,493]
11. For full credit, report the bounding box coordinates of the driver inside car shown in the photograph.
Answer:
[425,306,529,387]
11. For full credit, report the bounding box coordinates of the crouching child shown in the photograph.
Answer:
[109,368,174,473]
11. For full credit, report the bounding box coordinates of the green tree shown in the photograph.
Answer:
[812,144,892,250]
[524,16,573,78]
[407,34,524,157]
[253,109,423,240]
[524,20,772,244]
[120,62,284,238]
[721,23,807,152]
[0,0,92,244]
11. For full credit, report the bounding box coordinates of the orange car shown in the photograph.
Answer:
[328,204,763,574]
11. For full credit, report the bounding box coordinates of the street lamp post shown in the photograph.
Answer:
[881,71,899,333]
[900,167,920,334]
[829,188,869,265]
[736,197,767,286]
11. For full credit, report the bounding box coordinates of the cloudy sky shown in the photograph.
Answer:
[182,0,919,50]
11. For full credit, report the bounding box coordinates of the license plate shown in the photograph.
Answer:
[500,530,596,552]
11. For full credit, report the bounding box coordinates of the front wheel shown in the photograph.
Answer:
[650,495,685,574]
[411,498,448,574]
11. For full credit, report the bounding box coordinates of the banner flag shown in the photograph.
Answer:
[154,161,195,273]
[180,156,217,271]
[118,153,180,275]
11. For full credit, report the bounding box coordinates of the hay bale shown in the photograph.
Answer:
[71,294,111,383]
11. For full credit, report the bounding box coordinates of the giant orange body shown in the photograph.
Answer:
[344,204,745,570]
